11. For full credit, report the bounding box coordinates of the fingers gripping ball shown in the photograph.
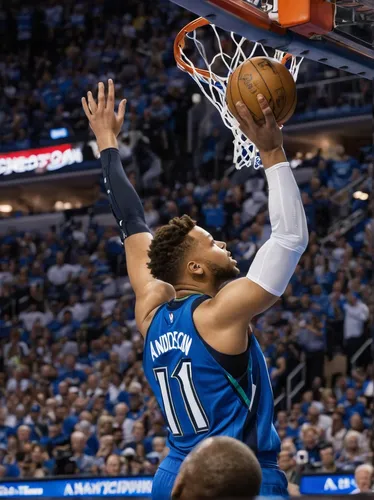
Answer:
[226,57,297,125]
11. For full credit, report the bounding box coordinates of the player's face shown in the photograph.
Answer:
[188,226,240,284]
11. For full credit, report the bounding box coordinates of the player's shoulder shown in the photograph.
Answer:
[136,280,176,336]
[192,281,251,355]
[196,277,251,314]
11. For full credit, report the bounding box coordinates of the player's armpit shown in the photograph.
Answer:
[135,280,175,336]
[194,277,278,355]
[125,233,175,335]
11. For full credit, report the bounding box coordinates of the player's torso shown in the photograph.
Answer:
[143,294,280,466]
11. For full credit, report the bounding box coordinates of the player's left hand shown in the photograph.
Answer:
[82,79,126,140]
[235,95,283,153]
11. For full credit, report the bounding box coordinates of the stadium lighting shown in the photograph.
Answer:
[192,93,201,104]
[54,201,64,210]
[0,204,12,213]
[353,191,369,201]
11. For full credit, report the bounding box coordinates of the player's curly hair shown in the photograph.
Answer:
[147,215,196,285]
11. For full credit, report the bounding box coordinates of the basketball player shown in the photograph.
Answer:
[171,436,262,499]
[82,80,308,498]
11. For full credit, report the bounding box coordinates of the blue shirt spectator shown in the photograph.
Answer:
[202,195,226,229]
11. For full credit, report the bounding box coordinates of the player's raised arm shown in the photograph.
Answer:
[82,80,175,333]
[199,95,309,343]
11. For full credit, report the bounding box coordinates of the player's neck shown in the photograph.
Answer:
[174,283,218,298]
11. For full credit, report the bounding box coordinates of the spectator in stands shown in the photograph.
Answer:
[70,431,94,474]
[327,145,360,191]
[351,464,374,494]
[337,430,368,472]
[97,416,114,439]
[343,293,369,369]
[325,411,347,453]
[315,444,342,473]
[16,426,32,452]
[296,316,325,389]
[278,450,300,486]
[17,452,37,479]
[300,426,321,466]
[339,388,366,423]
[95,435,117,470]
[47,252,74,287]
[302,405,332,434]
[3,330,29,368]
[104,454,123,476]
[202,194,226,232]
[30,444,47,478]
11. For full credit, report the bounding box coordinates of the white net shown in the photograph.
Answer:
[176,23,303,170]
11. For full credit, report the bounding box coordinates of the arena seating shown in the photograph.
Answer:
[0,0,372,494]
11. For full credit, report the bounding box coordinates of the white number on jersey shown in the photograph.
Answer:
[154,359,209,436]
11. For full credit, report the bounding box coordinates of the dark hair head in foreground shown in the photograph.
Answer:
[171,436,262,499]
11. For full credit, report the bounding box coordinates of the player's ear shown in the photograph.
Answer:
[187,261,204,276]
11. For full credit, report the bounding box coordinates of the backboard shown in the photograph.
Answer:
[170,0,374,79]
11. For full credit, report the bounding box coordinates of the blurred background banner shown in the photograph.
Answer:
[0,143,98,182]
[0,473,359,497]
[300,473,356,494]
[0,476,152,498]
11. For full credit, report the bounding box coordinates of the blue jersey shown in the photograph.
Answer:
[143,294,281,467]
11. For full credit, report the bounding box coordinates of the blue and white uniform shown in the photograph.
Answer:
[143,294,288,499]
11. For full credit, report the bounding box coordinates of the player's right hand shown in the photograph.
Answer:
[235,95,283,153]
[82,79,126,149]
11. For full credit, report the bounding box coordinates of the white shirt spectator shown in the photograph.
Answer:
[108,383,121,404]
[122,418,135,444]
[102,299,117,318]
[6,377,31,393]
[61,341,79,357]
[72,230,87,246]
[19,311,49,332]
[5,413,17,428]
[364,380,373,397]
[344,300,369,340]
[112,339,133,363]
[319,414,333,431]
[0,271,13,285]
[145,209,160,228]
[325,426,347,453]
[47,264,74,286]
[58,303,91,323]
[118,140,132,162]
[4,341,29,360]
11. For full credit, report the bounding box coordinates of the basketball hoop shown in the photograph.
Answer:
[174,17,303,170]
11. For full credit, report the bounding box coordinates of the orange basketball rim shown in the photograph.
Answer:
[174,17,294,82]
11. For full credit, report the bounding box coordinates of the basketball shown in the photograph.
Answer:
[226,56,297,125]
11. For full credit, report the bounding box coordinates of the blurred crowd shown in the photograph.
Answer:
[0,0,193,159]
[0,150,373,483]
[1,0,370,162]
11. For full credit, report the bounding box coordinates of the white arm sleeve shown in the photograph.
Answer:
[247,162,309,297]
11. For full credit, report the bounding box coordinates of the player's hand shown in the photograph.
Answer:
[82,79,126,151]
[235,95,283,153]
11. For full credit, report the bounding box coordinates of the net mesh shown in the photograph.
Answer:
[177,23,303,169]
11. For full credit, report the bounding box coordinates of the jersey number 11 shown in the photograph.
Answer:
[154,359,209,436]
